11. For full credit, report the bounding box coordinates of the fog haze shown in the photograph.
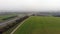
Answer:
[0,0,60,12]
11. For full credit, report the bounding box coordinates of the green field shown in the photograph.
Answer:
[0,15,16,22]
[13,16,60,34]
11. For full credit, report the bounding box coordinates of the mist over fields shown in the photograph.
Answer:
[0,0,60,12]
[0,0,60,34]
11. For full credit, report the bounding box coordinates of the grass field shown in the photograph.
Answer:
[0,15,16,22]
[13,16,60,34]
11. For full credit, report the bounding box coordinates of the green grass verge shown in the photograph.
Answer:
[3,16,29,34]
[13,16,60,34]
[2,23,19,34]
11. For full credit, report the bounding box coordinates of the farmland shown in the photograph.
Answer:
[0,14,17,22]
[13,16,60,34]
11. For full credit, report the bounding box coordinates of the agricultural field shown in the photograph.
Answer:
[13,16,60,34]
[0,14,17,22]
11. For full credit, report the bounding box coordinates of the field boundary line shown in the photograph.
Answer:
[10,17,31,34]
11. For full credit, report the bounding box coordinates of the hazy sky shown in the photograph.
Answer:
[0,0,60,12]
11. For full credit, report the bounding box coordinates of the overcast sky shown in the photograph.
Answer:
[0,0,60,12]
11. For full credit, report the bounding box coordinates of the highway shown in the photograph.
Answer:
[0,16,23,27]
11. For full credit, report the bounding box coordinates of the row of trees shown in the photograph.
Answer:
[0,16,29,34]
